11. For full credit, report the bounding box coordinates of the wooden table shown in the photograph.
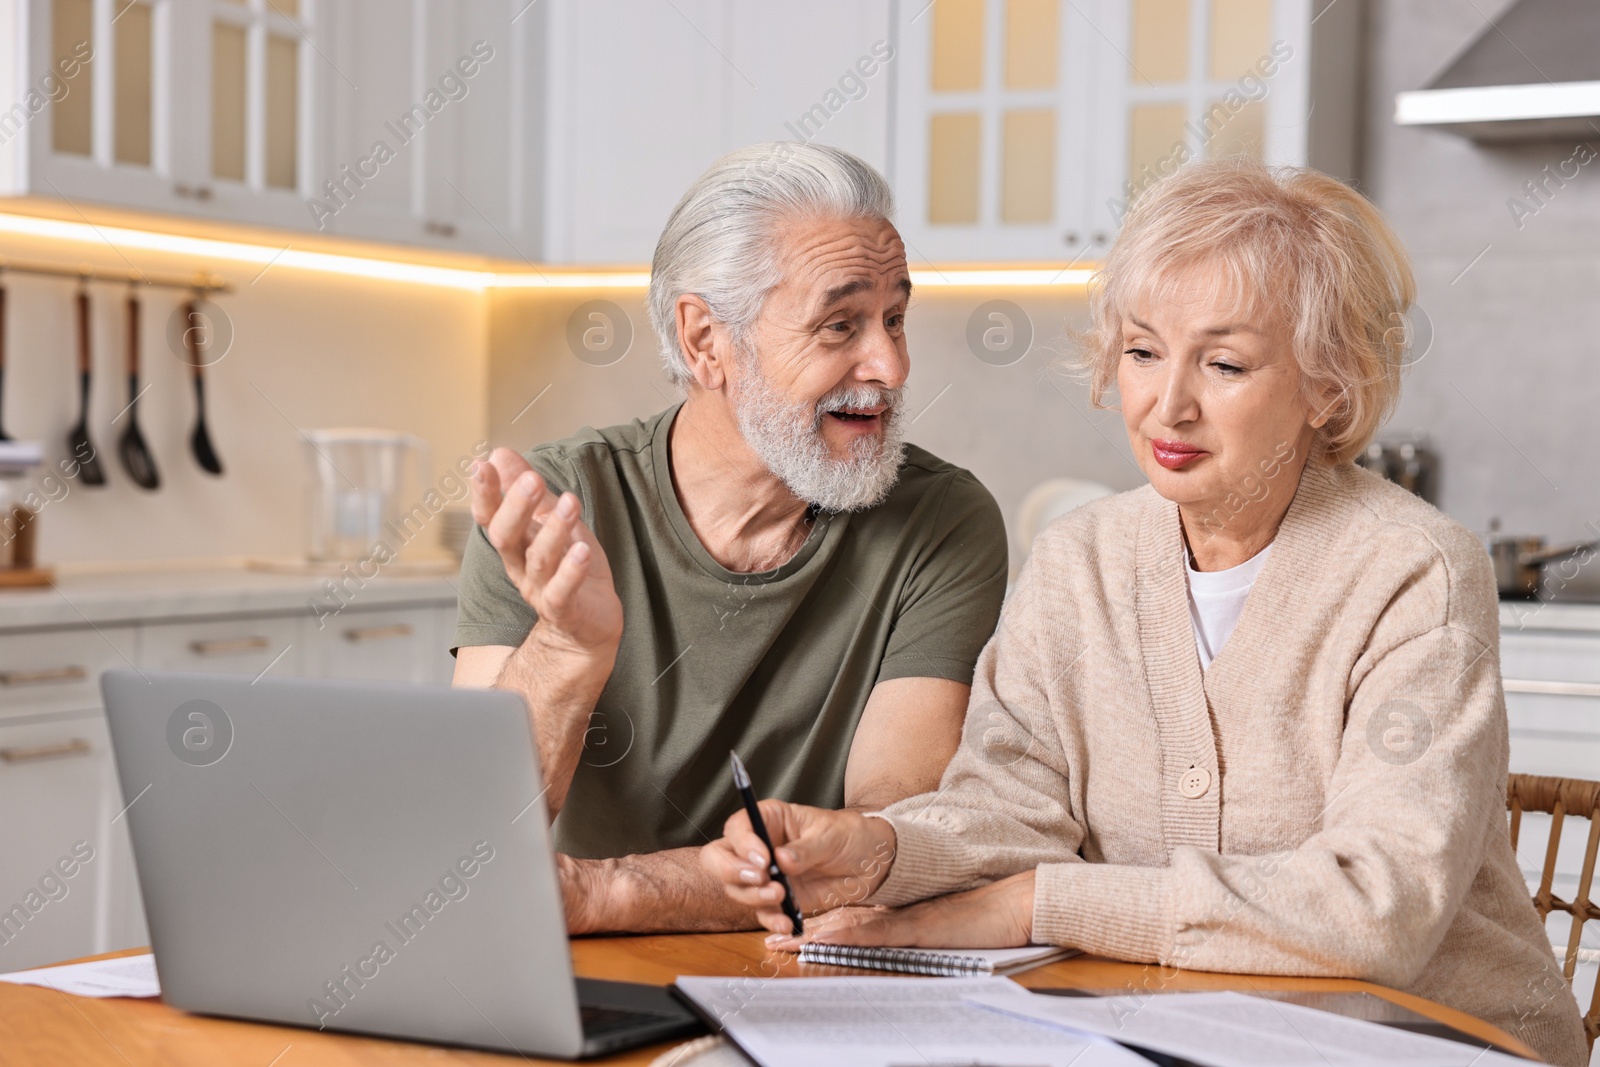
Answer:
[0,936,1540,1066]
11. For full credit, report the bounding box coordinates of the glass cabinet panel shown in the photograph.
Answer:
[1004,0,1058,89]
[1001,108,1054,222]
[51,0,94,155]
[932,0,985,91]
[1121,0,1284,209]
[208,2,308,194]
[1132,0,1189,84]
[265,34,298,189]
[1209,0,1272,79]
[212,22,247,181]
[928,113,982,223]
[1207,99,1264,159]
[1128,103,1186,188]
[113,1,153,166]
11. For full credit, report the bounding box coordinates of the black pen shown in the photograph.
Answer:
[729,750,804,936]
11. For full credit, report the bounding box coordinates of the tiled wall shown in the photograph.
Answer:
[1366,0,1600,554]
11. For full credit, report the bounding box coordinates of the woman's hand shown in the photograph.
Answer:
[700,802,898,934]
[764,870,1038,953]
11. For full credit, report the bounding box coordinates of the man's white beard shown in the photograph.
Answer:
[732,347,906,513]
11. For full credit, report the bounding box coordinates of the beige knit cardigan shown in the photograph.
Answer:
[869,462,1588,1066]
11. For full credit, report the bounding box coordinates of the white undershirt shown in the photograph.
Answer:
[1186,542,1273,670]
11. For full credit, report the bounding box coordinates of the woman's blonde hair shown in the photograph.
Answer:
[1080,160,1415,465]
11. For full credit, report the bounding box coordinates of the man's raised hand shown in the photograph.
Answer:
[469,448,623,657]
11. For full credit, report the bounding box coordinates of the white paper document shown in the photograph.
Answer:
[0,953,161,998]
[674,975,1148,1067]
[968,989,1527,1067]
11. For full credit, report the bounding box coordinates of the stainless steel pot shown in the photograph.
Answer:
[1488,535,1597,599]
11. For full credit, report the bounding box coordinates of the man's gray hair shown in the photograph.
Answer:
[647,142,895,387]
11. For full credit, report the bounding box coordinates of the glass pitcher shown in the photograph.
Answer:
[304,429,430,562]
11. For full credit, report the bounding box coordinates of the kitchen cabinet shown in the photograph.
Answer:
[4,0,897,262]
[8,0,333,231]
[5,0,1360,265]
[3,0,536,253]
[0,568,459,970]
[0,624,136,717]
[539,0,893,265]
[1499,614,1600,1014]
[138,612,302,676]
[301,602,456,682]
[889,0,1363,263]
[322,0,543,256]
[0,711,144,972]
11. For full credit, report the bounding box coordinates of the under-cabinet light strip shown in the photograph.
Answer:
[0,212,1095,290]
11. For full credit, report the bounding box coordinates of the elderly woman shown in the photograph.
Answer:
[702,161,1588,1066]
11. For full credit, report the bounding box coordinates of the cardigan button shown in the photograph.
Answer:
[1179,766,1211,799]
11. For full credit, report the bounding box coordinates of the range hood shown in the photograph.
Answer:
[1394,0,1600,142]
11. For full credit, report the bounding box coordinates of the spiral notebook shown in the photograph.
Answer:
[797,944,1075,976]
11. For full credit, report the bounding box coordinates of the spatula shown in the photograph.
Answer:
[116,290,159,490]
[184,298,223,476]
[68,286,106,486]
[0,279,11,441]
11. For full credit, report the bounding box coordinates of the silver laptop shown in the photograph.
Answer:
[101,668,700,1059]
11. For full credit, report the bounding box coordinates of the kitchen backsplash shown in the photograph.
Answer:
[0,227,488,567]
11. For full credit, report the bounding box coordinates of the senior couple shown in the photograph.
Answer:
[453,143,1587,1065]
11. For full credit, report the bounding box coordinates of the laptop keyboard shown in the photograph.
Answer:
[580,1003,676,1037]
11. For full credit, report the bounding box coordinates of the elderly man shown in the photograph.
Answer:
[452,142,1006,934]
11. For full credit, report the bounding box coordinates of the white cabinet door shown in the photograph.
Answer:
[430,601,458,684]
[300,603,449,683]
[427,0,543,260]
[720,1,893,173]
[542,0,894,265]
[1501,631,1600,781]
[320,0,434,244]
[0,624,138,720]
[137,614,301,677]
[23,0,331,230]
[1499,626,1600,1001]
[22,0,185,213]
[891,0,1360,263]
[541,0,730,264]
[891,0,1097,264]
[323,0,537,256]
[0,711,138,972]
[1085,0,1362,241]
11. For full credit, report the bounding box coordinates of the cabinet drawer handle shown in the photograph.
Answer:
[189,636,272,656]
[343,624,413,643]
[1503,678,1600,698]
[0,738,91,763]
[0,665,88,686]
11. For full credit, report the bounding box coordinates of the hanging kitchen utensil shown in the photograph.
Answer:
[116,289,159,490]
[67,285,106,486]
[184,297,223,476]
[0,274,10,441]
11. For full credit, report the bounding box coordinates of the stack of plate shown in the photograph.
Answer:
[439,508,476,559]
[0,440,45,474]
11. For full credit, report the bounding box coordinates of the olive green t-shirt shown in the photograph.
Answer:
[453,404,1007,858]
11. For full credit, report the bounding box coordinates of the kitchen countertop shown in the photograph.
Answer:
[4,563,1595,635]
[0,562,461,631]
[1499,599,1600,635]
